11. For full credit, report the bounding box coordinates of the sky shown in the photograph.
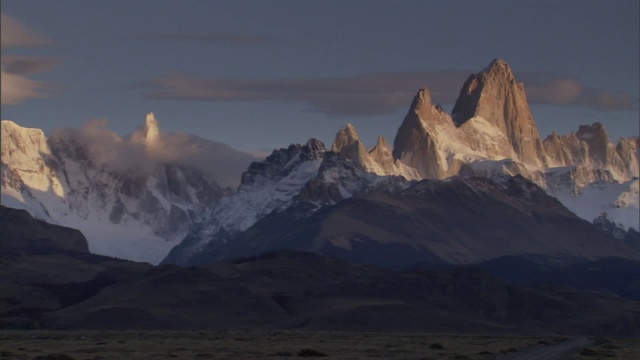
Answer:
[1,0,639,156]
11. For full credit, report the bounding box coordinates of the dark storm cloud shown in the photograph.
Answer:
[138,71,638,117]
[133,32,272,45]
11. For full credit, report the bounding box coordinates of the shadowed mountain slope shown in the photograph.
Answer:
[189,176,639,268]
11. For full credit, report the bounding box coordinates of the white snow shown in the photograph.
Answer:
[549,178,639,231]
[206,157,323,236]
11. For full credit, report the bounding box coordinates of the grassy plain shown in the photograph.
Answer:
[573,336,640,360]
[0,330,569,360]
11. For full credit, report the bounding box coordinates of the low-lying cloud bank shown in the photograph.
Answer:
[138,71,638,117]
[51,116,258,188]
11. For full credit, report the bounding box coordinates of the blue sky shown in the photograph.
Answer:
[1,0,638,154]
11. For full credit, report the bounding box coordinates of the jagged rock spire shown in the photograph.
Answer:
[331,123,361,152]
[144,112,160,145]
[370,136,390,155]
[130,112,161,147]
[451,58,547,166]
[392,88,450,179]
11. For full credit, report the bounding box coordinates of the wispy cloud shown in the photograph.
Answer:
[0,13,52,47]
[138,71,638,117]
[1,13,61,105]
[133,32,271,45]
[137,71,468,117]
[0,68,61,105]
[519,74,637,111]
[1,56,64,105]
[1,55,63,75]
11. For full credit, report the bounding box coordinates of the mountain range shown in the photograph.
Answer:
[163,59,640,267]
[2,59,639,267]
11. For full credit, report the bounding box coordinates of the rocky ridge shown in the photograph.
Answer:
[162,138,410,265]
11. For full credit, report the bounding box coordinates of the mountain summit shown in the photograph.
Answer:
[130,112,161,147]
[143,112,160,145]
[393,58,548,171]
[451,58,546,166]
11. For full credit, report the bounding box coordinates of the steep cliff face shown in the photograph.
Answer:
[1,120,67,208]
[390,87,535,181]
[391,61,547,182]
[392,89,452,179]
[1,116,224,264]
[451,59,547,167]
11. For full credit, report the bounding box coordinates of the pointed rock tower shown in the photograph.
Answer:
[392,88,452,179]
[131,112,161,148]
[144,112,160,145]
[451,59,547,167]
[368,135,397,174]
[331,123,361,152]
[331,123,371,169]
[331,123,414,177]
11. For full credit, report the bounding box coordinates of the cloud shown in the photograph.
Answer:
[578,89,635,111]
[137,71,469,117]
[0,68,60,105]
[1,55,63,75]
[139,71,637,117]
[1,56,64,105]
[1,14,61,105]
[0,13,52,47]
[133,32,271,45]
[50,117,258,188]
[518,74,637,111]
